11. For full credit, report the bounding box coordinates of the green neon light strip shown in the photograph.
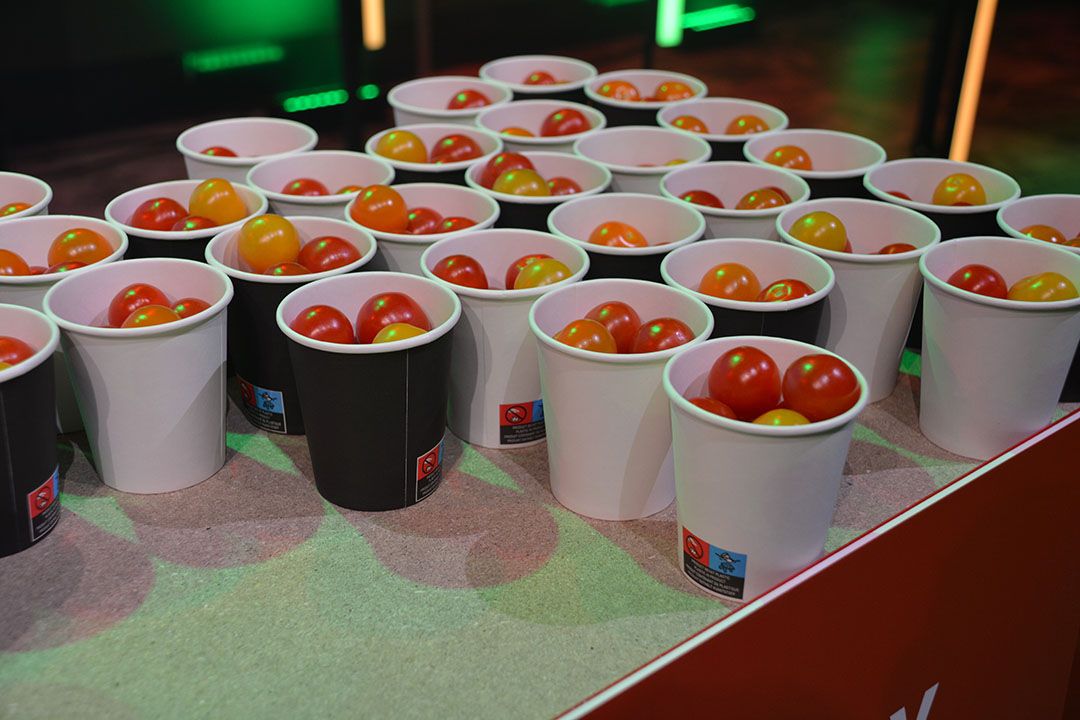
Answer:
[183,44,284,73]
[656,0,685,48]
[282,85,382,112]
[682,3,756,32]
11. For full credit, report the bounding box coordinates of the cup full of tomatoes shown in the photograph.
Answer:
[479,54,599,102]
[918,236,1080,460]
[387,76,513,127]
[246,150,395,219]
[0,171,53,221]
[573,125,712,196]
[43,258,233,493]
[744,129,886,201]
[175,116,319,185]
[206,214,377,435]
[420,228,589,449]
[365,123,503,186]
[657,97,789,161]
[0,215,128,432]
[663,335,868,601]
[474,100,607,155]
[584,69,707,127]
[528,277,714,520]
[778,198,942,402]
[276,271,461,511]
[0,304,61,558]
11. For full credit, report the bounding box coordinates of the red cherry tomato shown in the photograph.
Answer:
[439,216,476,233]
[707,346,782,421]
[0,336,35,365]
[699,263,761,301]
[0,249,31,276]
[524,70,557,85]
[597,80,640,102]
[448,89,490,110]
[505,253,552,289]
[237,215,301,273]
[585,300,641,354]
[887,190,912,201]
[289,305,355,344]
[129,197,187,231]
[688,396,737,419]
[763,186,792,203]
[121,304,181,328]
[547,177,583,196]
[202,146,237,157]
[589,221,647,248]
[430,134,484,164]
[356,292,432,344]
[171,216,217,232]
[28,266,47,275]
[1,202,31,217]
[48,227,112,267]
[108,283,171,328]
[653,80,694,101]
[298,236,361,272]
[671,115,709,133]
[878,243,917,255]
[680,190,723,208]
[765,145,813,171]
[47,261,86,274]
[724,114,769,135]
[554,319,617,353]
[173,297,211,319]
[432,254,489,289]
[349,185,409,234]
[946,264,1007,299]
[406,207,444,235]
[782,353,861,422]
[264,262,310,276]
[282,178,329,196]
[631,317,694,353]
[540,108,590,137]
[757,278,815,302]
[479,152,535,189]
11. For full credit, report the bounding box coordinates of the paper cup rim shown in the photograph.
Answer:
[474,100,607,145]
[364,123,504,173]
[463,151,613,205]
[245,150,395,205]
[547,192,706,256]
[658,161,812,218]
[996,193,1080,254]
[656,97,791,141]
[478,55,599,93]
[863,157,1022,212]
[583,69,707,110]
[42,257,234,337]
[744,128,887,179]
[663,335,869,436]
[386,76,513,119]
[275,271,462,354]
[0,172,53,220]
[0,304,60,384]
[343,183,501,243]
[660,238,837,312]
[419,228,591,299]
[104,180,269,241]
[175,116,319,165]
[0,215,129,286]
[572,125,712,174]
[919,235,1080,311]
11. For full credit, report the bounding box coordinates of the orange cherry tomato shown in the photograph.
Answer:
[540,108,590,137]
[680,189,723,208]
[479,152,535,189]
[501,127,534,137]
[782,353,861,422]
[121,304,182,328]
[887,190,912,200]
[1021,224,1067,244]
[189,178,248,225]
[1,202,31,216]
[597,80,640,101]
[725,114,769,134]
[653,80,694,101]
[765,145,813,171]
[932,173,986,206]
[0,336,35,365]
[406,207,444,235]
[631,317,694,353]
[171,216,217,232]
[588,221,647,248]
[202,146,237,157]
[129,197,187,231]
[47,227,112,267]
[47,261,85,274]
[350,185,410,234]
[514,258,572,289]
[547,177,583,196]
[707,346,781,421]
[524,70,557,85]
[789,211,850,252]
[290,305,355,344]
[493,169,550,196]
[946,264,1007,298]
[282,178,329,196]
[108,283,171,328]
[758,278,815,302]
[554,318,617,353]
[671,115,709,133]
[0,249,30,276]
[1007,272,1079,302]
[699,262,761,301]
[298,235,361,272]
[440,217,476,233]
[447,89,490,110]
[505,253,552,289]
[173,297,211,319]
[432,254,489,289]
[373,323,427,343]
[237,214,301,273]
[878,243,917,254]
[735,187,789,210]
[336,185,364,194]
[754,408,810,426]
[688,396,737,418]
[356,292,432,344]
[375,130,428,164]
[430,134,484,164]
[586,300,641,354]
[264,262,310,276]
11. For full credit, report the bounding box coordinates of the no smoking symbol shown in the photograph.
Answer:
[685,535,704,560]
[35,491,50,510]
[421,453,437,475]
[504,405,528,425]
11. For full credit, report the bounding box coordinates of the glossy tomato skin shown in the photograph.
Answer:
[374,131,427,164]
[505,254,552,289]
[540,108,590,137]
[0,336,35,365]
[699,263,761,301]
[439,217,476,233]
[878,243,917,254]
[725,114,768,135]
[355,292,432,344]
[754,408,810,426]
[513,258,572,289]
[173,297,211,319]
[129,197,187,231]
[447,89,490,110]
[553,319,617,353]
[631,317,694,353]
[120,304,181,328]
[1,202,32,216]
[736,187,789,210]
[406,207,444,235]
[46,261,86,274]
[0,249,30,276]
[237,215,301,273]
[588,221,647,248]
[680,190,723,208]
[372,323,426,343]
[264,262,311,277]
[653,80,694,101]
[765,145,813,171]
[547,177,582,196]
[932,173,986,206]
[781,353,861,422]
[1007,272,1079,302]
[430,134,483,164]
[789,211,849,252]
[108,283,171,328]
[48,227,112,267]
[501,127,534,137]
[298,236,361,272]
[289,305,355,344]
[707,346,782,421]
[524,70,556,85]
[171,216,217,232]
[202,146,237,157]
[597,80,640,101]
[493,169,550,196]
[432,254,489,289]
[189,178,247,225]
[757,279,815,302]
[282,178,330,196]
[585,301,641,354]
[671,115,708,133]
[479,153,535,189]
[946,264,1007,299]
[688,396,737,418]
[349,185,409,234]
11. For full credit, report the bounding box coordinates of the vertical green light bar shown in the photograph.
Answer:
[656,0,686,47]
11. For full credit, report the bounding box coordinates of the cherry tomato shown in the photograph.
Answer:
[264,262,310,277]
[789,211,850,252]
[236,214,301,273]
[502,127,534,137]
[173,297,211,319]
[373,323,427,343]
[375,130,428,164]
[754,408,810,426]
[1007,272,1079,302]
[505,253,552,289]
[431,134,484,164]
[699,262,761,301]
[129,197,187,231]
[336,185,364,194]
[189,178,248,225]
[878,243,917,254]
[0,249,30,276]
[680,189,723,208]
[932,173,986,206]
[547,177,583,196]
[289,305,355,344]
[946,264,1007,299]
[1,202,31,216]
[764,145,813,171]
[631,317,694,353]
[440,216,476,233]
[540,108,590,137]
[1068,236,1080,248]
[736,187,789,210]
[432,254,489,289]
[514,258,572,289]
[121,304,182,329]
[493,169,550,196]
[725,114,769,134]
[47,261,85,273]
[671,115,709,133]
[48,227,112,267]
[758,278,815,302]
[356,292,432,344]
[586,300,641,353]
[782,353,861,422]
[887,190,912,200]
[653,81,694,101]
[0,336,35,365]
[406,207,444,235]
[298,236,361,272]
[349,185,409,233]
[282,178,329,196]
[688,396,737,418]
[447,89,490,110]
[171,216,217,232]
[554,319,617,353]
[524,70,557,85]
[108,283,171,328]
[707,346,781,421]
[479,152,535,189]
[1021,224,1067,244]
[202,146,237,157]
[28,266,47,275]
[764,186,792,202]
[588,221,647,248]
[597,80,640,102]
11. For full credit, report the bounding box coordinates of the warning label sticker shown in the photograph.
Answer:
[498,399,545,445]
[415,437,445,502]
[238,376,287,434]
[28,467,61,542]
[681,526,747,599]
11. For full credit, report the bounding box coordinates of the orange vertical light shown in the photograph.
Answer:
[362,0,386,51]
[949,0,998,161]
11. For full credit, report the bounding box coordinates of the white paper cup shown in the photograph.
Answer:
[345,182,499,275]
[573,126,712,196]
[584,69,707,127]
[475,100,606,154]
[997,194,1080,252]
[529,278,714,520]
[0,216,128,433]
[387,76,512,127]
[421,229,589,448]
[0,172,52,221]
[246,151,395,218]
[744,129,886,200]
[364,123,503,186]
[919,236,1080,459]
[664,335,868,601]
[777,198,941,401]
[660,161,810,240]
[661,238,834,344]
[43,258,234,493]
[176,117,318,184]
[105,179,268,262]
[864,158,1021,240]
[479,55,598,100]
[465,151,612,232]
[547,192,705,283]
[657,97,789,161]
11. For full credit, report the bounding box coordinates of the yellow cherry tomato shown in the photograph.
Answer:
[372,323,427,343]
[375,130,428,164]
[189,178,248,225]
[1006,272,1079,302]
[932,173,986,206]
[753,408,810,426]
[493,169,550,196]
[514,257,572,289]
[237,214,301,274]
[789,211,850,252]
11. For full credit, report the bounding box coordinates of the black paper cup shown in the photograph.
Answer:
[206,217,377,434]
[0,304,60,557]
[584,69,707,127]
[364,123,503,186]
[479,55,598,102]
[657,97,789,161]
[744,129,886,200]
[277,272,461,510]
